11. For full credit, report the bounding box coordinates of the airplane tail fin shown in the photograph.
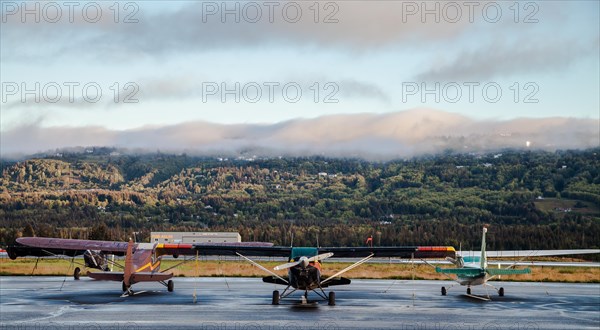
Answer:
[480,226,488,269]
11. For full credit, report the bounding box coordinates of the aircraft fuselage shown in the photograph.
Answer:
[457,263,487,286]
[288,262,322,290]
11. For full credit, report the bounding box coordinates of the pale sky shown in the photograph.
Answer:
[1,1,598,156]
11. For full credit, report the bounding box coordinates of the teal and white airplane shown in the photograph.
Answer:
[436,226,531,299]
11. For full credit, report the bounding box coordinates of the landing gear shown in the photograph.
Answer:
[466,288,471,295]
[301,292,308,304]
[121,282,134,297]
[498,287,504,297]
[167,280,174,292]
[73,267,81,280]
[441,287,447,296]
[272,290,280,305]
[328,292,336,306]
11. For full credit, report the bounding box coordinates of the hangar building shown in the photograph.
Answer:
[150,232,241,243]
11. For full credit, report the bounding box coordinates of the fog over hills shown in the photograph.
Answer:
[2,109,598,160]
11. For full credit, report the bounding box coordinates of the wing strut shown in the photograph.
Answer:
[160,257,194,273]
[321,253,374,285]
[235,252,289,285]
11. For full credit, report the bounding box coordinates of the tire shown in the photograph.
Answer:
[272,290,280,305]
[167,280,174,292]
[122,281,129,292]
[73,267,81,280]
[328,291,336,306]
[7,247,17,260]
[467,288,471,295]
[441,287,447,296]
[498,287,504,297]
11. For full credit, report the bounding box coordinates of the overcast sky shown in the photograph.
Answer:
[1,1,598,157]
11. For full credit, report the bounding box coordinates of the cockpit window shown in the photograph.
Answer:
[291,247,318,261]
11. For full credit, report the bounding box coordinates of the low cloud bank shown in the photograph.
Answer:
[2,109,598,160]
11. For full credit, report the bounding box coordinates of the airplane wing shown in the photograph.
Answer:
[203,245,455,259]
[193,244,290,257]
[8,238,275,260]
[7,237,130,259]
[435,267,483,276]
[469,249,600,258]
[318,246,455,258]
[156,242,274,257]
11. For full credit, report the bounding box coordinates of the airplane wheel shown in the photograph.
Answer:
[441,287,446,296]
[498,287,504,297]
[122,282,129,292]
[328,292,336,306]
[272,290,280,305]
[7,247,17,260]
[167,280,174,292]
[467,288,471,295]
[73,267,81,280]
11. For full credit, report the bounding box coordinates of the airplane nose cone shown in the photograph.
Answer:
[301,257,309,268]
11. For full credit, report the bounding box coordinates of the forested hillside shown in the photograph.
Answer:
[1,148,598,251]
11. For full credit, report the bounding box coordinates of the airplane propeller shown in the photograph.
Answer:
[445,256,464,268]
[308,252,334,263]
[274,253,334,270]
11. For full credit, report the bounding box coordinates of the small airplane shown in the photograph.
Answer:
[7,236,273,296]
[197,244,456,305]
[435,226,531,300]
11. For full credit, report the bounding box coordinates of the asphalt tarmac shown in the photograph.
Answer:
[1,276,598,329]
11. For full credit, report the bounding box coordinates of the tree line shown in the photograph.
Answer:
[1,148,598,253]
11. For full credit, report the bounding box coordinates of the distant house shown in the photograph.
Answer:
[318,172,328,177]
[554,207,572,213]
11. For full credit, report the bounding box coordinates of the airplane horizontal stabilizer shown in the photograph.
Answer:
[130,272,173,283]
[486,268,531,276]
[262,276,289,286]
[88,271,125,281]
[89,271,174,283]
[319,276,351,287]
[435,267,483,276]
